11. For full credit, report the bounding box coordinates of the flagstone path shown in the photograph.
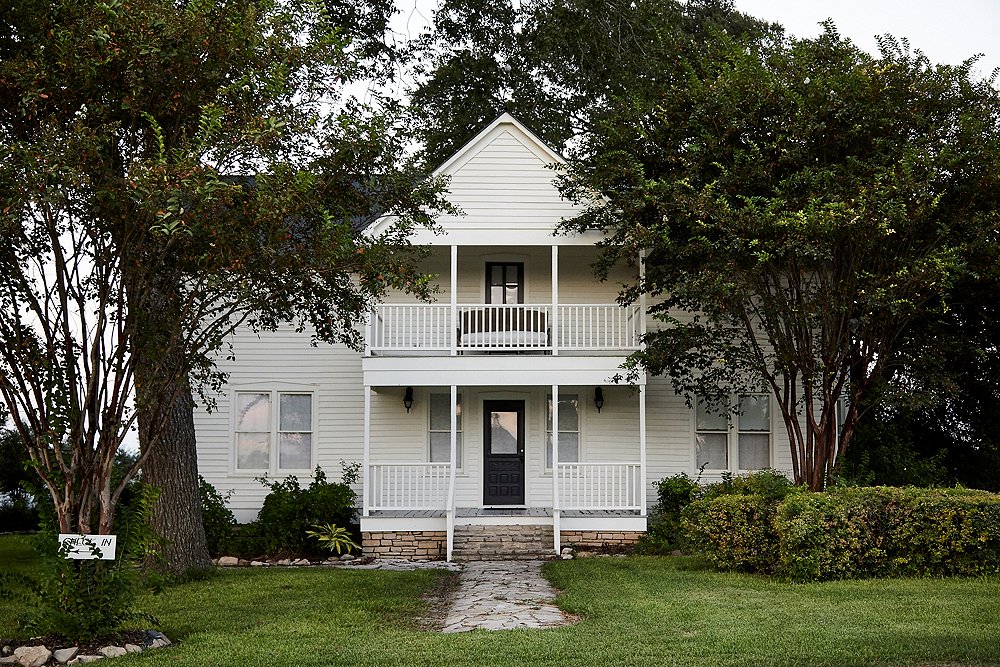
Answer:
[441,561,574,632]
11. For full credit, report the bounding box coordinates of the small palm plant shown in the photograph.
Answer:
[305,524,360,555]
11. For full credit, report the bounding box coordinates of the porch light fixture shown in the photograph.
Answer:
[594,387,605,413]
[403,387,414,413]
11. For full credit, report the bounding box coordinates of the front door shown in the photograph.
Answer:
[483,400,525,505]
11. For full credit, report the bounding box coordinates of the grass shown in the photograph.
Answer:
[2,535,999,666]
[0,534,42,632]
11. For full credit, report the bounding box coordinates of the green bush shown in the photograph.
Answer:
[776,486,1000,581]
[637,473,699,554]
[199,477,236,557]
[682,494,782,572]
[237,464,359,558]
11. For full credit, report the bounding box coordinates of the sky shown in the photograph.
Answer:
[733,0,999,78]
[390,0,1000,82]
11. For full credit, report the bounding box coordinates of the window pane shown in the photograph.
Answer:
[507,264,519,284]
[546,432,580,468]
[696,432,728,469]
[430,433,463,467]
[430,393,462,431]
[491,264,503,285]
[738,433,770,469]
[237,393,270,432]
[739,395,770,431]
[237,432,269,469]
[695,399,727,431]
[489,411,518,454]
[547,395,579,431]
[505,285,518,304]
[279,433,311,469]
[279,394,312,431]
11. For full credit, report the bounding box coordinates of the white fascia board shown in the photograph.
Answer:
[360,516,447,532]
[361,355,642,388]
[561,516,647,532]
[405,226,606,246]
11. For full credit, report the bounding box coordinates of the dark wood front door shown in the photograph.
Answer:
[483,400,525,505]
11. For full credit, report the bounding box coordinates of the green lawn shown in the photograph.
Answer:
[2,535,999,666]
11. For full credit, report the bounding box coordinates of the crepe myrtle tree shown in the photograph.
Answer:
[561,25,1000,490]
[0,0,450,564]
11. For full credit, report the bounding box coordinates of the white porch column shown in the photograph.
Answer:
[639,384,647,516]
[551,383,560,555]
[551,245,559,355]
[364,311,373,356]
[639,249,647,342]
[450,245,458,356]
[362,386,371,517]
[447,384,458,561]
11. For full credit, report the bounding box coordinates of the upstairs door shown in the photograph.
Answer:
[486,262,524,304]
[483,400,526,505]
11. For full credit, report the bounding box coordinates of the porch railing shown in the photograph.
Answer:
[367,303,641,354]
[367,463,450,511]
[556,462,643,510]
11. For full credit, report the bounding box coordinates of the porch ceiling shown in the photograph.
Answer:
[361,354,644,387]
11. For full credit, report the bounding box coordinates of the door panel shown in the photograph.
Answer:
[483,400,525,505]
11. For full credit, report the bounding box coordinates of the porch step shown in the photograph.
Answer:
[451,524,555,561]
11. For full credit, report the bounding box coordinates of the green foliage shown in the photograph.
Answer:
[701,469,800,502]
[305,524,360,555]
[237,465,357,558]
[683,494,782,573]
[199,477,236,557]
[8,485,161,642]
[777,487,1000,582]
[560,20,1000,491]
[636,473,699,554]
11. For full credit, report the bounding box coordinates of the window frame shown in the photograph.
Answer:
[428,392,463,470]
[232,388,317,475]
[693,394,772,473]
[545,393,581,471]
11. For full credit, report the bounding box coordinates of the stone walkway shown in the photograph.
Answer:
[441,561,573,632]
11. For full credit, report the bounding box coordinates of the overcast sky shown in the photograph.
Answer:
[733,0,1000,78]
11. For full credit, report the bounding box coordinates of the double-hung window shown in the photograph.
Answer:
[546,394,580,469]
[429,393,463,467]
[235,391,313,472]
[695,395,771,472]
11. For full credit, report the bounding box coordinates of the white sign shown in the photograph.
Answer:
[58,534,117,560]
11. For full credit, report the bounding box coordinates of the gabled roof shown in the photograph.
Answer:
[368,113,599,246]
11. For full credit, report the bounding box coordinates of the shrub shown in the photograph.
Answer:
[199,477,236,557]
[0,485,161,642]
[238,464,358,558]
[682,494,782,572]
[637,473,699,554]
[776,486,1000,581]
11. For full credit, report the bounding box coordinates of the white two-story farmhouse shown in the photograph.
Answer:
[194,114,794,560]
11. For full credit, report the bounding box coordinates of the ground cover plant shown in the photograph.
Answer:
[3,539,998,667]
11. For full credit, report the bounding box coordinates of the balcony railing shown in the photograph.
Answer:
[556,462,643,511]
[367,303,641,354]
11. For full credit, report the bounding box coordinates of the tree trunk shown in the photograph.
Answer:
[140,380,211,575]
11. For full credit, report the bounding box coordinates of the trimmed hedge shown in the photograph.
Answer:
[683,484,1000,581]
[777,487,1000,581]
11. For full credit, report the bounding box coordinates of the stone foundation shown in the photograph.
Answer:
[452,524,554,561]
[362,530,446,560]
[560,530,643,551]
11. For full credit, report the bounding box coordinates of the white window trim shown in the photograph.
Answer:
[230,386,318,476]
[693,394,773,474]
[428,391,464,471]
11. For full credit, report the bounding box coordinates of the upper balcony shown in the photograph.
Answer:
[366,302,641,356]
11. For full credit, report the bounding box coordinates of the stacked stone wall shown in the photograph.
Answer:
[560,530,643,551]
[362,531,446,560]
